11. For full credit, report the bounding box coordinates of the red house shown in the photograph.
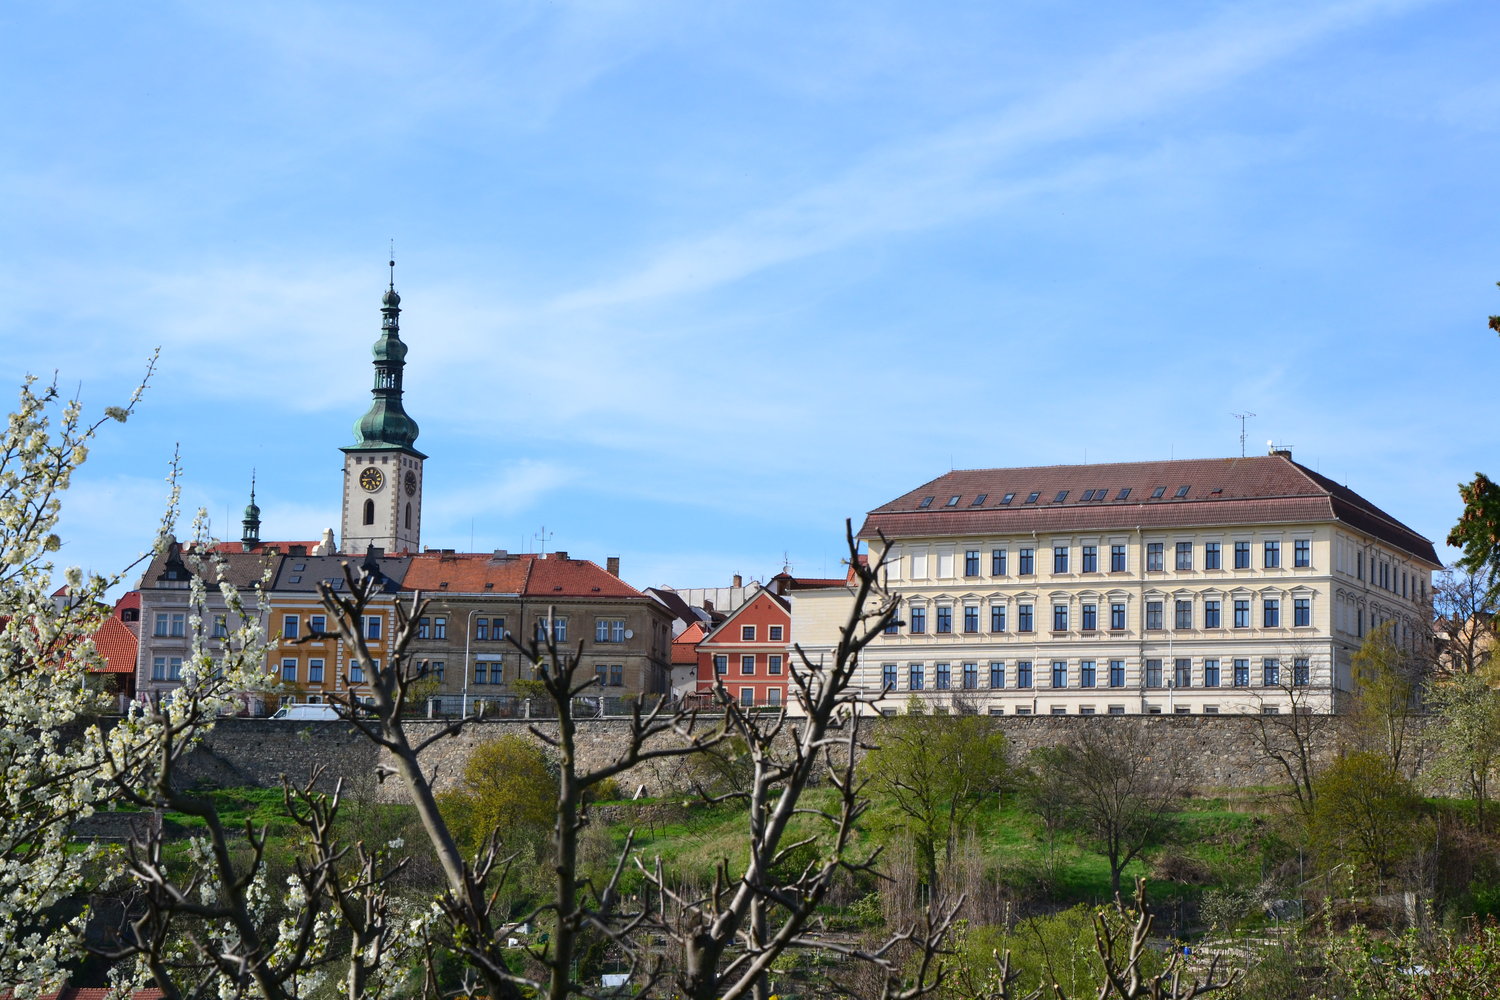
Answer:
[695,585,791,708]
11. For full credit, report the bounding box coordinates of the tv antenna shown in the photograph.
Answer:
[533,525,553,553]
[1231,412,1256,457]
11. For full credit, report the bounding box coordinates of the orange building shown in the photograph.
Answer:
[696,585,792,709]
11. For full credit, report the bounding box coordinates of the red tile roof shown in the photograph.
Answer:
[671,621,707,666]
[401,551,645,599]
[860,455,1439,566]
[209,540,322,556]
[91,615,138,673]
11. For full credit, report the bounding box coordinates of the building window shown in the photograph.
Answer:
[1234,541,1251,569]
[739,688,755,707]
[1052,604,1069,631]
[1019,548,1034,575]
[475,661,490,685]
[1108,704,1126,715]
[935,663,951,690]
[351,660,370,684]
[433,617,447,639]
[1174,600,1192,630]
[282,616,299,640]
[1262,599,1280,628]
[710,654,727,675]
[1081,603,1097,631]
[1016,661,1032,689]
[1294,657,1310,686]
[1204,542,1221,570]
[910,607,926,634]
[475,618,490,641]
[741,625,756,641]
[1176,542,1193,571]
[1357,551,1364,580]
[1294,598,1311,627]
[1233,599,1250,629]
[990,605,1006,632]
[1145,659,1163,688]
[417,618,431,639]
[307,614,325,635]
[597,619,626,643]
[766,688,782,707]
[992,549,1007,575]
[1204,600,1221,628]
[208,614,227,638]
[1145,601,1163,630]
[171,613,186,637]
[595,665,609,687]
[962,662,978,689]
[1111,545,1127,572]
[610,664,623,687]
[882,663,897,689]
[964,550,980,576]
[538,618,567,641]
[1110,602,1126,630]
[935,607,953,633]
[1233,659,1249,687]
[1053,546,1069,574]
[989,661,1005,688]
[768,654,783,675]
[364,615,382,640]
[909,664,925,690]
[1174,658,1191,688]
[153,613,169,637]
[884,617,900,635]
[1146,543,1164,572]
[1263,658,1280,686]
[1052,661,1067,688]
[1264,540,1281,569]
[308,659,324,683]
[1080,660,1096,688]
[741,654,755,675]
[963,606,979,633]
[1203,659,1220,687]
[1082,545,1098,573]
[1109,660,1125,688]
[491,618,507,640]
[1295,539,1311,567]
[1018,604,1034,633]
[769,625,784,641]
[426,661,445,682]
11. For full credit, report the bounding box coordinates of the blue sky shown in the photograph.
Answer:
[3,0,1498,594]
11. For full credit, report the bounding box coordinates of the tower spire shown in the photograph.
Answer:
[347,260,423,454]
[241,470,261,551]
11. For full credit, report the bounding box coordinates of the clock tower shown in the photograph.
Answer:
[340,262,426,555]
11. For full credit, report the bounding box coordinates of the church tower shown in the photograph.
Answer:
[340,261,426,555]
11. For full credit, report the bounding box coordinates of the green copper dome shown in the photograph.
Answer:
[347,271,425,456]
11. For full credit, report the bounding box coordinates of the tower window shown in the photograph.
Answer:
[363,499,375,525]
[405,503,412,529]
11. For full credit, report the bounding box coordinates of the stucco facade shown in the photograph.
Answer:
[794,453,1440,716]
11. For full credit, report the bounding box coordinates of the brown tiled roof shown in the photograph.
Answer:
[859,455,1440,566]
[209,540,321,556]
[401,552,645,599]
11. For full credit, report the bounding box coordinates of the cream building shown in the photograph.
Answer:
[793,451,1440,716]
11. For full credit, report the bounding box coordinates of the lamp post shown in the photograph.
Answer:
[462,607,481,718]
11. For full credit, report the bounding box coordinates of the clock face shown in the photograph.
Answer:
[359,467,384,492]
[404,469,418,496]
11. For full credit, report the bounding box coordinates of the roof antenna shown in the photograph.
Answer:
[1231,412,1256,457]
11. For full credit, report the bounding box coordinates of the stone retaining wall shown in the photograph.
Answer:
[177,713,1396,801]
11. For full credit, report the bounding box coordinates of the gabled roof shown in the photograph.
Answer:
[91,615,138,673]
[698,584,790,646]
[137,541,285,591]
[271,552,409,594]
[859,454,1440,567]
[671,621,707,666]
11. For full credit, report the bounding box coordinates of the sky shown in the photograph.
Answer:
[3,0,1499,596]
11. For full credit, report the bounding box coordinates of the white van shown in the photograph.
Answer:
[270,704,342,721]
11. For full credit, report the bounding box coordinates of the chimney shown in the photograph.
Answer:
[607,556,620,577]
[704,599,715,612]
[553,551,569,561]
[732,574,742,588]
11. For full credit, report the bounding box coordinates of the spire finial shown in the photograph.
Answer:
[249,468,256,504]
[388,240,396,290]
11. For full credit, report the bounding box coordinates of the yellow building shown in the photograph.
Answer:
[793,451,1439,716]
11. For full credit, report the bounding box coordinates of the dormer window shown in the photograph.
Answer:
[1151,486,1166,499]
[1053,491,1068,503]
[918,496,934,509]
[1025,492,1041,504]
[1175,485,1190,498]
[946,495,961,507]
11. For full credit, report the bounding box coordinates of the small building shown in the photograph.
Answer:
[696,585,793,709]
